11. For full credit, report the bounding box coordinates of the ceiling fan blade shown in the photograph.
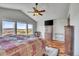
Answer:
[39,13,43,16]
[33,13,35,16]
[39,14,43,16]
[33,7,37,11]
[39,10,45,12]
[38,12,43,16]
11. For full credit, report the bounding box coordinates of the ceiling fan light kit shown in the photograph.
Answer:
[28,3,45,16]
[33,13,39,16]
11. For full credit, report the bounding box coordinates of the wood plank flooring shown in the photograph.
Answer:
[45,40,65,56]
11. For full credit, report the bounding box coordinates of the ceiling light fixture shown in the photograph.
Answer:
[28,3,45,16]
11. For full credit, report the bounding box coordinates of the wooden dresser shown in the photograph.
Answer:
[64,26,74,56]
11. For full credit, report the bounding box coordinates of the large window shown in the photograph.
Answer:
[17,22,27,35]
[2,21,34,36]
[28,24,33,35]
[2,21,15,35]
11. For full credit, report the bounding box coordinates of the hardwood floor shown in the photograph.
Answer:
[45,40,65,56]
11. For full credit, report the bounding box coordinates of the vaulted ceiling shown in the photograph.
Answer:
[0,3,70,21]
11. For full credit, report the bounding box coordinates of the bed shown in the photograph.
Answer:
[0,37,46,56]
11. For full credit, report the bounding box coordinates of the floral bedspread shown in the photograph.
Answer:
[0,38,46,56]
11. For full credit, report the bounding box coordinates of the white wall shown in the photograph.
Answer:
[53,18,67,41]
[70,3,79,56]
[37,19,45,38]
[37,18,67,41]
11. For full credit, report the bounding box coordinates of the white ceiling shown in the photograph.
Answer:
[0,3,70,21]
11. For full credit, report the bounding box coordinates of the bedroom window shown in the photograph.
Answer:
[17,22,27,35]
[27,24,33,35]
[2,21,15,35]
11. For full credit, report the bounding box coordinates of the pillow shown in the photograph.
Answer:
[4,35,17,41]
[16,35,27,40]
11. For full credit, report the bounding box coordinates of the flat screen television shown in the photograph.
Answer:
[45,20,53,26]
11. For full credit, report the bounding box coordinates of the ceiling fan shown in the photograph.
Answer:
[28,3,45,16]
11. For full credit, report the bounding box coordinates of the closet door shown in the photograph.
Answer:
[45,26,53,40]
[44,20,53,40]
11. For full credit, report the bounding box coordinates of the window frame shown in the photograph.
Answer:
[27,24,33,36]
[2,20,34,36]
[16,22,28,35]
[2,20,15,36]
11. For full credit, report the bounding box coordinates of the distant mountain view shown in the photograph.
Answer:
[3,28,15,35]
[17,29,27,35]
[17,29,32,35]
[3,28,33,35]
